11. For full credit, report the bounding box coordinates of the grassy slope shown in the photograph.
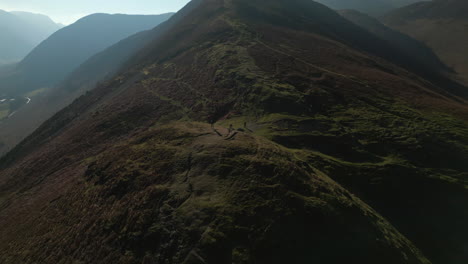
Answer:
[0,0,467,263]
[0,122,430,264]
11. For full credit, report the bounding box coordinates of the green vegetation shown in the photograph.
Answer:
[0,0,467,263]
[72,122,429,264]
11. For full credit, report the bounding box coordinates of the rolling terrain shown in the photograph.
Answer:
[0,0,467,263]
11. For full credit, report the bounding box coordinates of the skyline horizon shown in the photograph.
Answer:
[0,0,190,25]
[1,9,177,25]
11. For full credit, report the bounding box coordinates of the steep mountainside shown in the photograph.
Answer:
[1,0,468,263]
[0,13,173,96]
[384,0,468,84]
[313,0,422,16]
[0,10,61,65]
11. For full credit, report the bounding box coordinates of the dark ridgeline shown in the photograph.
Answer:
[0,0,467,264]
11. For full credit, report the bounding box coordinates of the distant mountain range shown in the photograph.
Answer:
[0,12,173,155]
[0,10,62,65]
[0,13,174,96]
[0,0,467,264]
[313,0,422,16]
[384,0,468,84]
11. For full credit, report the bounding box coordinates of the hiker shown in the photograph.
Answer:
[227,124,234,136]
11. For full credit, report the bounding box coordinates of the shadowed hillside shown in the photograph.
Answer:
[384,0,468,84]
[0,0,467,263]
[339,9,448,73]
[313,0,422,16]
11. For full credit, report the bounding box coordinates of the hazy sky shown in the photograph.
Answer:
[0,0,191,25]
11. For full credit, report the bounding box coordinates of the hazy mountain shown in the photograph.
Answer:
[339,9,448,72]
[0,13,174,96]
[10,11,63,43]
[0,10,61,65]
[1,0,467,264]
[385,0,468,19]
[313,0,423,16]
[384,0,468,84]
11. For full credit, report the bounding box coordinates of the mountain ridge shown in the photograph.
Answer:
[0,0,467,263]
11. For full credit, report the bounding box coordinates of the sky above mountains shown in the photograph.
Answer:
[0,0,190,24]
